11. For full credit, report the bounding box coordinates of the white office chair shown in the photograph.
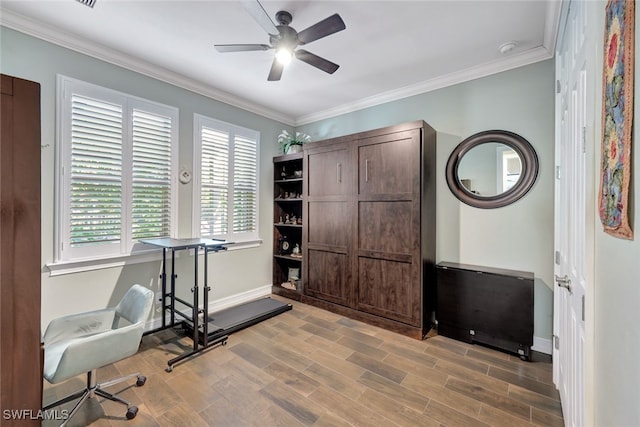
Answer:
[42,284,154,425]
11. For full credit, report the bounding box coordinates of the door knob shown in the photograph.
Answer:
[555,274,572,294]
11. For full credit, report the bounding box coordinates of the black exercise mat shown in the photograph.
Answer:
[183,297,292,344]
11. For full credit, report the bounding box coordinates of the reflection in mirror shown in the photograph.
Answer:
[445,130,538,209]
[457,143,522,197]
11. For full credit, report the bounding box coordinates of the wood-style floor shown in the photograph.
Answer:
[43,296,563,426]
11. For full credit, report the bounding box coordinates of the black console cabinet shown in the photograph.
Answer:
[435,262,534,360]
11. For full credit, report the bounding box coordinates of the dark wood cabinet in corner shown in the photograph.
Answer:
[302,121,437,339]
[435,262,534,360]
[1,74,43,424]
[272,152,304,300]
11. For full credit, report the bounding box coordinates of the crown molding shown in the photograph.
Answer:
[0,8,296,126]
[1,2,561,129]
[543,0,563,54]
[294,45,553,126]
[294,0,562,126]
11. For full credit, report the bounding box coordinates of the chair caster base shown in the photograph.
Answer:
[136,375,146,386]
[126,406,138,420]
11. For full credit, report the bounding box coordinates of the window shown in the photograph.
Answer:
[56,76,178,262]
[194,115,259,243]
[500,148,522,192]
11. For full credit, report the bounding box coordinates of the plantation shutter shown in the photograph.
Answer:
[200,127,229,237]
[195,115,259,242]
[69,94,123,247]
[57,76,178,263]
[131,109,173,239]
[233,134,258,234]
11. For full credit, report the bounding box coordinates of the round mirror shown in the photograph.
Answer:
[446,130,538,208]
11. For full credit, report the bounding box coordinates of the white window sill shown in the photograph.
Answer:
[46,239,263,277]
[219,239,263,251]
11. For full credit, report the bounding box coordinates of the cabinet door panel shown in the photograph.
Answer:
[359,201,413,254]
[306,250,349,306]
[357,257,419,325]
[308,202,350,248]
[1,74,42,425]
[358,133,418,196]
[307,148,350,197]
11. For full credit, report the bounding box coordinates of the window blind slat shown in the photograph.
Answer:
[197,117,258,240]
[232,134,257,234]
[131,109,173,240]
[69,95,123,247]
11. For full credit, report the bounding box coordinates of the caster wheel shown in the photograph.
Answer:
[166,365,173,373]
[136,375,147,387]
[126,406,138,420]
[222,340,227,346]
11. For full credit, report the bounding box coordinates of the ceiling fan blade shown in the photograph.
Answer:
[267,58,284,81]
[214,44,271,53]
[241,0,279,35]
[297,14,346,45]
[295,49,339,74]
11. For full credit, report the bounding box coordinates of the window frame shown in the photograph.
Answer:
[54,75,179,264]
[192,114,261,245]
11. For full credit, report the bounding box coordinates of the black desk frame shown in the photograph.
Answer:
[141,238,230,371]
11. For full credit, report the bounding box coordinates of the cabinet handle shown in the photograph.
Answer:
[337,162,342,183]
[365,159,369,182]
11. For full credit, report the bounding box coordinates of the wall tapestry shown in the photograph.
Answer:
[599,0,635,240]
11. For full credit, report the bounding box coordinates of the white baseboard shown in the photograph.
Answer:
[532,336,552,355]
[145,285,272,332]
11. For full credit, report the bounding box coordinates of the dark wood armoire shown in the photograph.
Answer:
[301,120,436,339]
[1,74,43,423]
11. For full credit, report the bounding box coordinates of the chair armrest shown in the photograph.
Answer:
[46,322,145,384]
[43,308,116,346]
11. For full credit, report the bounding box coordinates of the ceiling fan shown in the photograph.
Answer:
[214,0,346,81]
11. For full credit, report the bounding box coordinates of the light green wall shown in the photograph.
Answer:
[593,4,640,425]
[297,60,556,345]
[1,26,292,328]
[1,25,555,348]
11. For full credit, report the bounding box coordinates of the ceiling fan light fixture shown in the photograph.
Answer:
[217,1,346,81]
[275,48,293,65]
[75,0,96,7]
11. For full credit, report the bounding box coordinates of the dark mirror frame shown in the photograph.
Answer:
[445,130,539,209]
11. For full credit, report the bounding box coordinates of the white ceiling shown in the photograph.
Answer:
[0,0,561,125]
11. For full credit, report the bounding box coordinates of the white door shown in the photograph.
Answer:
[554,1,590,426]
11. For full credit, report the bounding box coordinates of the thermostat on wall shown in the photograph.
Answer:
[179,168,192,184]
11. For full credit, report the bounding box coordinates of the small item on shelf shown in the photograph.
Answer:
[281,166,287,179]
[291,243,302,258]
[278,236,290,254]
[284,191,290,199]
[278,130,311,154]
[281,281,297,291]
[287,267,300,281]
[296,216,302,225]
[278,216,283,224]
[290,215,297,224]
[294,170,302,178]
